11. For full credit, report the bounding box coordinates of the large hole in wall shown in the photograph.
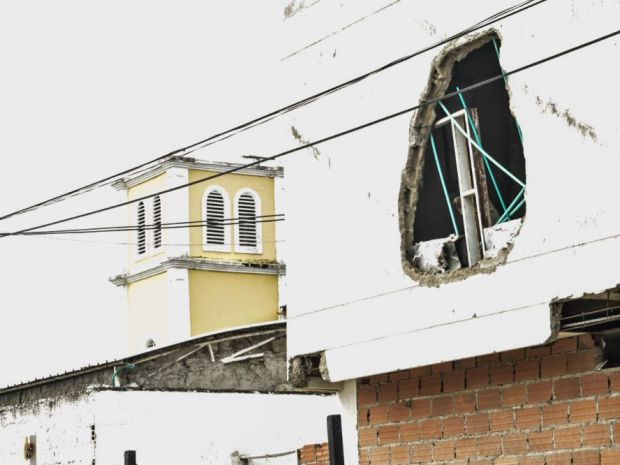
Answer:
[400,32,526,283]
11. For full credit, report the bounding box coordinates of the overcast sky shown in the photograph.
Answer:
[0,2,291,387]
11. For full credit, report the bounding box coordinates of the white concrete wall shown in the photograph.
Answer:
[0,394,95,465]
[0,389,340,465]
[279,0,620,381]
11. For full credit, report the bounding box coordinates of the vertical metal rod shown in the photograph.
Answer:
[124,450,137,465]
[327,415,345,465]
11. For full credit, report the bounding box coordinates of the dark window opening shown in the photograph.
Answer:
[412,39,526,273]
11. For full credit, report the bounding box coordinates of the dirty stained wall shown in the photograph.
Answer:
[279,0,620,380]
[0,389,339,465]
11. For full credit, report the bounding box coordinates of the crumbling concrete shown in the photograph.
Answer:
[398,29,525,286]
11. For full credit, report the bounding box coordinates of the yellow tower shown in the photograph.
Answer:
[111,157,284,353]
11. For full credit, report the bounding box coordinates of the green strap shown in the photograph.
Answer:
[496,188,525,224]
[430,133,460,236]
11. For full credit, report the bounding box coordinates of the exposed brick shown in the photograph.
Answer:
[378,425,400,445]
[601,447,620,465]
[528,430,554,452]
[515,406,541,430]
[454,357,476,370]
[552,337,577,354]
[583,423,611,447]
[400,422,420,442]
[370,446,390,465]
[573,449,600,465]
[578,334,596,349]
[526,345,551,359]
[519,456,546,465]
[431,395,454,417]
[609,372,620,391]
[359,427,377,447]
[411,398,432,420]
[581,373,609,397]
[570,399,597,423]
[419,418,442,440]
[494,457,519,465]
[567,349,603,374]
[555,425,582,449]
[389,401,411,423]
[410,366,432,378]
[419,375,442,396]
[547,452,572,465]
[466,366,489,389]
[528,380,553,404]
[443,415,465,438]
[490,410,514,432]
[554,377,580,400]
[478,388,501,410]
[599,396,620,420]
[300,444,317,463]
[443,370,465,393]
[541,354,567,378]
[455,437,477,459]
[359,448,371,465]
[369,405,390,425]
[515,359,540,381]
[543,403,569,426]
[502,384,527,407]
[431,361,453,375]
[503,432,527,454]
[477,353,501,367]
[358,384,377,406]
[477,434,502,456]
[433,439,456,461]
[399,378,419,399]
[502,348,526,363]
[358,407,370,426]
[390,445,410,465]
[453,392,477,414]
[389,370,410,382]
[469,459,493,465]
[369,373,389,384]
[466,412,490,434]
[378,382,398,403]
[491,363,514,385]
[411,442,432,463]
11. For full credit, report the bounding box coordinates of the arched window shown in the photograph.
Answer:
[153,195,162,249]
[203,186,231,252]
[235,189,262,254]
[137,201,146,255]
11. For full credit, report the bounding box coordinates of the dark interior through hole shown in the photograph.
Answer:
[413,39,526,244]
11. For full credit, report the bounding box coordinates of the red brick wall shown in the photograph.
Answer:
[357,335,620,464]
[299,443,330,465]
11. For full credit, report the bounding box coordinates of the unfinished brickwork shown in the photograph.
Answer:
[299,443,330,465]
[357,335,620,464]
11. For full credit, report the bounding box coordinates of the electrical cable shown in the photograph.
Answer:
[0,0,547,223]
[2,28,615,239]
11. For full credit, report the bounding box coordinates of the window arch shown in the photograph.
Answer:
[153,195,162,249]
[203,186,231,252]
[234,188,262,254]
[137,201,146,255]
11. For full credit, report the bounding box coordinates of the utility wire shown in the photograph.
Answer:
[0,0,547,223]
[29,235,287,247]
[2,29,615,240]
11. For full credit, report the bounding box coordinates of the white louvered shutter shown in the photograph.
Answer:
[137,201,146,254]
[237,193,257,248]
[206,190,226,245]
[153,195,162,249]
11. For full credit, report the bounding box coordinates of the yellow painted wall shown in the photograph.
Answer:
[127,272,168,353]
[188,270,278,336]
[188,169,277,261]
[127,173,169,272]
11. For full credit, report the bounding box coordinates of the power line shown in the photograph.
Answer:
[27,235,287,247]
[0,0,547,223]
[16,216,285,236]
[2,29,615,240]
